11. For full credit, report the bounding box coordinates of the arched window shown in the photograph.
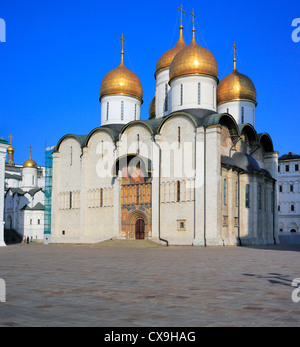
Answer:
[241,107,244,123]
[69,192,72,209]
[177,181,181,202]
[291,204,295,212]
[164,84,168,112]
[245,184,250,208]
[180,84,183,106]
[121,101,124,120]
[106,102,109,121]
[223,179,227,205]
[198,83,201,105]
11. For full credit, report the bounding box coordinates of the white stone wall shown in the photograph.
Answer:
[218,100,256,127]
[155,69,172,118]
[101,95,141,126]
[170,75,217,112]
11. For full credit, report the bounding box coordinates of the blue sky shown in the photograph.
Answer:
[0,0,299,165]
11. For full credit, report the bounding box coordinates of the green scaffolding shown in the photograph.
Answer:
[44,147,55,236]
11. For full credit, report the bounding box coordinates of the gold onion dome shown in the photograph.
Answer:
[7,144,14,154]
[100,36,143,103]
[217,46,256,105]
[169,19,218,82]
[155,26,187,77]
[149,97,156,119]
[23,146,37,168]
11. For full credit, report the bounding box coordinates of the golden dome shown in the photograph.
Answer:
[217,62,257,106]
[23,146,37,168]
[23,158,38,168]
[169,31,218,82]
[149,97,156,119]
[155,27,187,77]
[100,53,143,103]
[7,144,14,154]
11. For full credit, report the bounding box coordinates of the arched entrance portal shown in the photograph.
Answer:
[135,219,145,240]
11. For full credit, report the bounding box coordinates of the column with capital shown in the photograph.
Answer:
[0,138,9,246]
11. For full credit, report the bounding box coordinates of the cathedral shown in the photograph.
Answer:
[50,9,279,246]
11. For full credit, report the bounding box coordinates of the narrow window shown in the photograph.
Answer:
[121,101,124,120]
[198,83,201,105]
[32,176,34,185]
[279,185,283,193]
[38,219,40,225]
[137,134,140,154]
[177,181,181,202]
[295,164,299,172]
[101,140,104,159]
[291,204,295,212]
[106,102,109,121]
[100,188,103,207]
[180,84,183,106]
[241,107,244,123]
[290,184,294,193]
[69,192,72,209]
[164,84,168,112]
[223,179,227,205]
[30,219,32,225]
[278,205,280,212]
[227,108,229,114]
[258,185,262,209]
[235,182,238,207]
[134,104,137,120]
[178,127,181,149]
[278,165,280,173]
[245,184,250,208]
[70,146,73,166]
[136,185,140,205]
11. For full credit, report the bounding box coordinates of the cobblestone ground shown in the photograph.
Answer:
[0,242,299,327]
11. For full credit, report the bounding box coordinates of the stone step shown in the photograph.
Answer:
[94,239,165,248]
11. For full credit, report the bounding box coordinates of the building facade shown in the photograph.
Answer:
[50,11,278,246]
[4,143,46,241]
[278,152,300,244]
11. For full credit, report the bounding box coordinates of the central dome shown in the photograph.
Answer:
[100,55,143,102]
[155,27,187,77]
[169,33,218,82]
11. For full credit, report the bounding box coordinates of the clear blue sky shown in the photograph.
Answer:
[1,0,299,166]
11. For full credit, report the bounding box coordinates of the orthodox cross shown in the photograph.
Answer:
[178,5,185,28]
[233,42,237,68]
[8,134,13,145]
[190,9,196,32]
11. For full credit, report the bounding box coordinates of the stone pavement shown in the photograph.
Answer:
[0,242,299,327]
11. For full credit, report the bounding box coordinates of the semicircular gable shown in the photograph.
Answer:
[239,123,257,147]
[157,112,198,134]
[120,120,155,136]
[84,127,116,148]
[55,134,87,153]
[257,133,274,153]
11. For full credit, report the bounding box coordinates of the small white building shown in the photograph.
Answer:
[278,152,300,244]
[4,145,45,242]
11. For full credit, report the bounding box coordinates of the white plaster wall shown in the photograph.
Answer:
[155,69,172,118]
[101,95,141,126]
[218,100,256,127]
[170,75,217,112]
[21,167,38,190]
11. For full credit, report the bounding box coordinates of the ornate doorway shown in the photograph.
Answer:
[135,219,145,239]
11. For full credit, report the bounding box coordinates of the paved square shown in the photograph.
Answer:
[0,242,299,327]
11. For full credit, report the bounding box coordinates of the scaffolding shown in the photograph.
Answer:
[44,146,55,243]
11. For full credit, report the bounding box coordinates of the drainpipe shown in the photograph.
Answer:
[152,135,168,247]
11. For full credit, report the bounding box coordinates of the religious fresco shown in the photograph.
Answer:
[119,156,152,240]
